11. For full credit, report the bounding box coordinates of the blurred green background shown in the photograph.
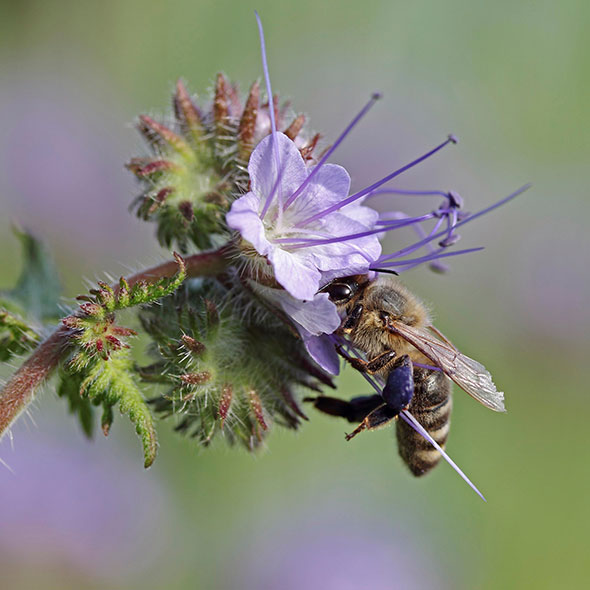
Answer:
[1,1,589,588]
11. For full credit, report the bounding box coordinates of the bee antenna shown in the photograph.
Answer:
[370,268,399,276]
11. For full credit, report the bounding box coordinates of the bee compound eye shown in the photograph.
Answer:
[326,283,353,302]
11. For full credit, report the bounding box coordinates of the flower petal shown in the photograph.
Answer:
[288,163,351,221]
[248,132,308,206]
[247,284,341,374]
[226,191,272,255]
[340,200,380,227]
[303,334,340,375]
[269,246,322,300]
[274,291,341,335]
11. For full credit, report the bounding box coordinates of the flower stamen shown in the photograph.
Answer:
[332,334,486,501]
[298,135,458,227]
[400,410,486,501]
[283,93,382,210]
[375,246,485,272]
[255,12,282,220]
[379,184,531,263]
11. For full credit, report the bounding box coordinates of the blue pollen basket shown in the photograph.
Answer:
[382,355,414,414]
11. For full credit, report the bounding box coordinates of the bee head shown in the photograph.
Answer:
[320,275,366,305]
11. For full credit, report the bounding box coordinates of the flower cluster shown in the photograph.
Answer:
[0,13,525,496]
[127,75,322,253]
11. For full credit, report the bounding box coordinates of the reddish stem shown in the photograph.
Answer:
[122,247,230,290]
[0,248,230,440]
[0,326,69,437]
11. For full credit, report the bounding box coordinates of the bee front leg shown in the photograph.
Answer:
[336,347,397,374]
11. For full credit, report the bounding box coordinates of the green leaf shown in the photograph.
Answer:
[0,304,40,362]
[113,252,186,311]
[5,228,62,320]
[56,369,95,438]
[69,350,158,468]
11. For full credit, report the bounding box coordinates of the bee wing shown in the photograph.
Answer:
[388,322,506,412]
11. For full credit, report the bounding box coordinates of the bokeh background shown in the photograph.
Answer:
[1,1,588,588]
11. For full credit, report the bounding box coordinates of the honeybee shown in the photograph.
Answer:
[307,274,505,476]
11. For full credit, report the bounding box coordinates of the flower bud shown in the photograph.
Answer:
[127,76,318,253]
[141,278,331,449]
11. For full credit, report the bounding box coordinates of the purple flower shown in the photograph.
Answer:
[249,282,341,374]
[229,13,530,376]
[227,131,381,301]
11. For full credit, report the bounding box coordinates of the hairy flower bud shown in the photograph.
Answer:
[127,77,320,253]
[140,278,331,448]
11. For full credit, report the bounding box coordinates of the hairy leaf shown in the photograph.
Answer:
[5,228,62,320]
[63,350,158,467]
[56,369,95,438]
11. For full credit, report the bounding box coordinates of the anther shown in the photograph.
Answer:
[438,234,461,248]
[447,190,463,208]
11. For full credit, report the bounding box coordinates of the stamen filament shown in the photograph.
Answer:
[273,214,435,248]
[378,246,484,269]
[413,362,442,371]
[375,212,435,227]
[399,410,486,502]
[379,184,531,261]
[336,336,486,501]
[367,188,454,202]
[256,12,282,220]
[374,212,444,265]
[298,135,457,227]
[283,93,381,210]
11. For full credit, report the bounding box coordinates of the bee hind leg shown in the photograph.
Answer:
[304,394,383,423]
[382,355,414,414]
[345,403,398,440]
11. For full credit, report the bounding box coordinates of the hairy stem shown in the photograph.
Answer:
[0,247,230,440]
[0,326,70,437]
[119,246,231,290]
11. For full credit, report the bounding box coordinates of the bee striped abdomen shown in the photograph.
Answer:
[396,368,453,476]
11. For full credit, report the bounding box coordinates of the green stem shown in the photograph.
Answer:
[0,247,230,440]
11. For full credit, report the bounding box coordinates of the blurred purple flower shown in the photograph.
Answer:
[0,422,171,584]
[235,500,452,590]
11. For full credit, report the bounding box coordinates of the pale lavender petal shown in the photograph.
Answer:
[309,213,383,273]
[288,163,351,221]
[269,246,323,300]
[226,191,272,255]
[248,284,340,335]
[311,247,374,277]
[247,285,342,374]
[275,291,341,335]
[341,204,380,228]
[303,334,340,375]
[248,133,307,206]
